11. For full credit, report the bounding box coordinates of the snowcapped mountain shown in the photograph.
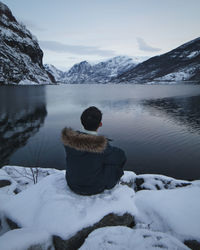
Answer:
[115,37,200,84]
[46,56,137,84]
[92,56,137,80]
[44,64,64,82]
[0,2,55,85]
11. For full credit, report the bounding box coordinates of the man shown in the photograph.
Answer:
[61,106,126,195]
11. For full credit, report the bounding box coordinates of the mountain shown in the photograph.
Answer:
[115,37,200,84]
[49,56,137,84]
[44,64,64,82]
[0,2,55,85]
[62,61,93,83]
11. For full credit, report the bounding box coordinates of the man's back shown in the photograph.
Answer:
[62,127,126,195]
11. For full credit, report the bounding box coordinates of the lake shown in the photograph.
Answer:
[0,84,200,180]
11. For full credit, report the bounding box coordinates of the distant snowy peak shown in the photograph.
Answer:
[67,61,93,75]
[59,56,137,83]
[45,56,149,83]
[0,2,54,84]
[93,56,136,77]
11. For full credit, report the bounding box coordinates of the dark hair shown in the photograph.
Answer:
[81,106,102,131]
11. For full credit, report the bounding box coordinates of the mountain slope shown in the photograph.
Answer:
[116,37,200,83]
[0,2,54,84]
[44,64,64,82]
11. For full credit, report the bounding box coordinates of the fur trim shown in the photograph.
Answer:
[61,127,107,153]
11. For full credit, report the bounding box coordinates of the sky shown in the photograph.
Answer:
[2,0,200,70]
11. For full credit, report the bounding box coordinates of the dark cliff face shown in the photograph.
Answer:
[0,2,54,84]
[116,37,200,83]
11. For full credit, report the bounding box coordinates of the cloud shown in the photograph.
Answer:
[136,38,161,52]
[39,40,115,57]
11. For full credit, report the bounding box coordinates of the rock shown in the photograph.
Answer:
[0,180,11,188]
[184,240,200,250]
[6,217,20,230]
[53,213,134,250]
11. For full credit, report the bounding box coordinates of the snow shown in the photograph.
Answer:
[187,51,200,59]
[80,226,189,250]
[120,170,136,184]
[0,228,53,250]
[2,166,60,190]
[18,79,49,85]
[1,171,137,240]
[0,166,200,249]
[155,71,191,81]
[0,169,17,204]
[44,64,64,82]
[135,186,200,242]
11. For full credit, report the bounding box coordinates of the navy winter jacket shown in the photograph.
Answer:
[61,127,126,195]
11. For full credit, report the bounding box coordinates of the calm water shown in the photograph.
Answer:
[0,84,200,180]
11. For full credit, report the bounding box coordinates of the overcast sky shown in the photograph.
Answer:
[3,0,200,69]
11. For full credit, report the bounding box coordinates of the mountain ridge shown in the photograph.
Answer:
[115,37,200,84]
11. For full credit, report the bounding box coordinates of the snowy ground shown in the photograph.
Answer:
[0,166,200,250]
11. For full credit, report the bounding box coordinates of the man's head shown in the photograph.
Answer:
[81,106,102,131]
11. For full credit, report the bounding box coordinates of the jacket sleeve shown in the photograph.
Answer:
[102,144,127,189]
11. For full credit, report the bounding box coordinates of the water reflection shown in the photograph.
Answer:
[0,86,47,166]
[143,95,200,134]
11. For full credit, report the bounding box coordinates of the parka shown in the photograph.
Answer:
[61,127,126,195]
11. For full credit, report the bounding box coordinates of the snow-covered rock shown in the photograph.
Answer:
[120,171,191,191]
[0,170,136,249]
[135,186,200,243]
[116,37,200,84]
[0,166,200,249]
[0,2,55,85]
[80,226,189,250]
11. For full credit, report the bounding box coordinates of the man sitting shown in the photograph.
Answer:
[61,106,126,195]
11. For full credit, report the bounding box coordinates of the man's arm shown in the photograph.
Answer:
[102,144,127,189]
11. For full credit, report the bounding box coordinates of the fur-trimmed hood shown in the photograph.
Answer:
[61,127,108,153]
